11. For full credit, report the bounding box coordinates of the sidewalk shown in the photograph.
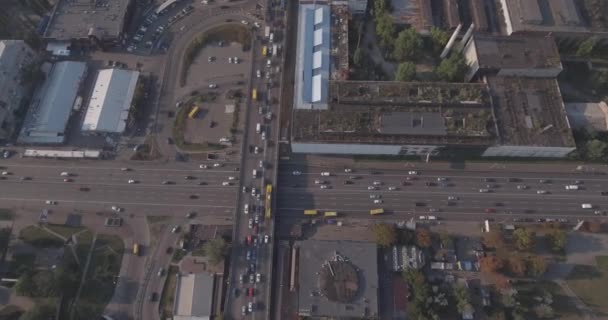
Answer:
[285,154,608,175]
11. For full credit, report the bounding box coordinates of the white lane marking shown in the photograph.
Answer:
[0,196,236,208]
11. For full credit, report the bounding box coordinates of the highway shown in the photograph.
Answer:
[276,165,608,221]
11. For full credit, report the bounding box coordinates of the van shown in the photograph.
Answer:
[256,123,261,133]
[582,203,593,209]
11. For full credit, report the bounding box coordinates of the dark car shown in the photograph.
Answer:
[198,181,207,185]
[166,247,173,254]
[166,137,173,144]
[79,187,90,192]
[189,195,199,199]
[184,175,195,180]
[149,292,158,301]
[602,191,608,196]
[425,182,436,187]
[343,180,353,185]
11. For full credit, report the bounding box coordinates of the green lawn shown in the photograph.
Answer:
[96,234,124,255]
[0,209,14,221]
[566,256,608,316]
[159,266,179,320]
[46,223,84,239]
[18,226,63,247]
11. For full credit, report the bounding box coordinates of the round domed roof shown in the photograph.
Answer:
[318,260,360,303]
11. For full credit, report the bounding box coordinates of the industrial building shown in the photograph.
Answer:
[291,80,495,155]
[483,76,576,158]
[463,35,563,81]
[389,0,434,33]
[19,61,87,144]
[173,273,215,320]
[81,68,139,134]
[43,0,135,48]
[0,40,36,141]
[498,0,608,38]
[297,240,379,319]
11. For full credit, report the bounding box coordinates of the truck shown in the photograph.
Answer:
[264,26,270,38]
[304,210,318,216]
[133,243,140,256]
[272,44,278,57]
[252,89,257,101]
[269,32,274,43]
[262,46,267,57]
[324,211,338,217]
[188,106,199,119]
[256,123,261,133]
[252,169,258,178]
[370,208,384,215]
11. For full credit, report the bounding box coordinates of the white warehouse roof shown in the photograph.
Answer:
[19,61,87,144]
[82,68,139,133]
[173,273,214,320]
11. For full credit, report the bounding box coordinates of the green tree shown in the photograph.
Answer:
[202,238,230,265]
[453,284,472,314]
[513,228,535,251]
[585,139,608,161]
[375,13,395,50]
[430,27,449,54]
[415,228,432,248]
[591,71,608,93]
[373,0,388,18]
[483,229,505,249]
[534,304,555,319]
[527,256,548,277]
[395,62,416,81]
[435,52,468,82]
[577,37,597,57]
[14,270,36,297]
[353,47,364,67]
[507,255,527,277]
[439,231,453,248]
[546,229,567,253]
[18,303,55,320]
[393,28,423,61]
[371,223,397,247]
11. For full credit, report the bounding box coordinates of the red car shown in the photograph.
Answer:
[485,208,496,213]
[253,225,258,235]
[248,287,254,297]
[246,235,252,245]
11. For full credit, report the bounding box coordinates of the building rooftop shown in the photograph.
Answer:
[487,76,576,148]
[297,240,379,318]
[174,273,214,319]
[389,0,434,32]
[330,4,350,80]
[292,81,495,146]
[44,0,131,41]
[82,68,139,133]
[294,4,331,110]
[500,0,608,35]
[468,35,562,70]
[565,101,608,131]
[19,61,87,144]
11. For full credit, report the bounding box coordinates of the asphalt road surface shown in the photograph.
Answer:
[277,165,608,222]
[0,160,239,216]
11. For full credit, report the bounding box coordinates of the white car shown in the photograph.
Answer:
[447,196,459,200]
[1,171,9,176]
[60,172,70,177]
[256,69,261,78]
[199,164,208,169]
[367,186,377,190]
[408,171,418,175]
[128,179,136,184]
[537,190,548,194]
[373,181,382,185]
[373,199,383,204]
[344,168,352,173]
[320,172,330,176]
[369,194,380,199]
[292,171,302,176]
[233,57,239,64]
[228,57,233,64]
[254,146,260,154]
[244,204,249,214]
[213,163,222,167]
[254,21,260,28]
[516,185,528,190]
[111,206,123,212]
[388,186,397,191]
[314,180,325,185]
[565,185,579,190]
[208,83,218,89]
[241,20,249,25]
[45,200,57,205]
[222,182,231,186]
[320,185,329,189]
[264,234,270,243]
[248,302,253,312]
[582,203,593,209]
[479,189,490,193]
[251,187,257,196]
[248,218,253,228]
[256,273,261,283]
[228,176,237,181]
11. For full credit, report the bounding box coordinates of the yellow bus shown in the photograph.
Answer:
[324,211,338,217]
[262,46,268,57]
[370,208,384,215]
[188,106,199,119]
[132,243,140,256]
[252,89,257,101]
[265,184,273,218]
[304,210,318,216]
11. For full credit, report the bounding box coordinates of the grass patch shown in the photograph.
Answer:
[172,105,226,152]
[566,257,608,315]
[96,234,124,255]
[191,248,206,257]
[147,215,170,224]
[18,225,63,247]
[75,230,94,264]
[46,223,84,239]
[514,280,580,319]
[0,209,14,221]
[172,249,186,263]
[159,266,179,319]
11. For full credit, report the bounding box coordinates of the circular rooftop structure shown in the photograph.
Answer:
[318,260,360,303]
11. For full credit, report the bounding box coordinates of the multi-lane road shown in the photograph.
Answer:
[0,160,239,216]
[277,165,608,222]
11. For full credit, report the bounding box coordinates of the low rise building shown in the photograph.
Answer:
[389,0,434,33]
[297,240,379,319]
[565,101,608,132]
[483,76,576,158]
[43,0,135,49]
[392,245,425,271]
[0,40,36,141]
[463,35,563,81]
[173,273,215,320]
[19,61,87,144]
[81,68,140,134]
